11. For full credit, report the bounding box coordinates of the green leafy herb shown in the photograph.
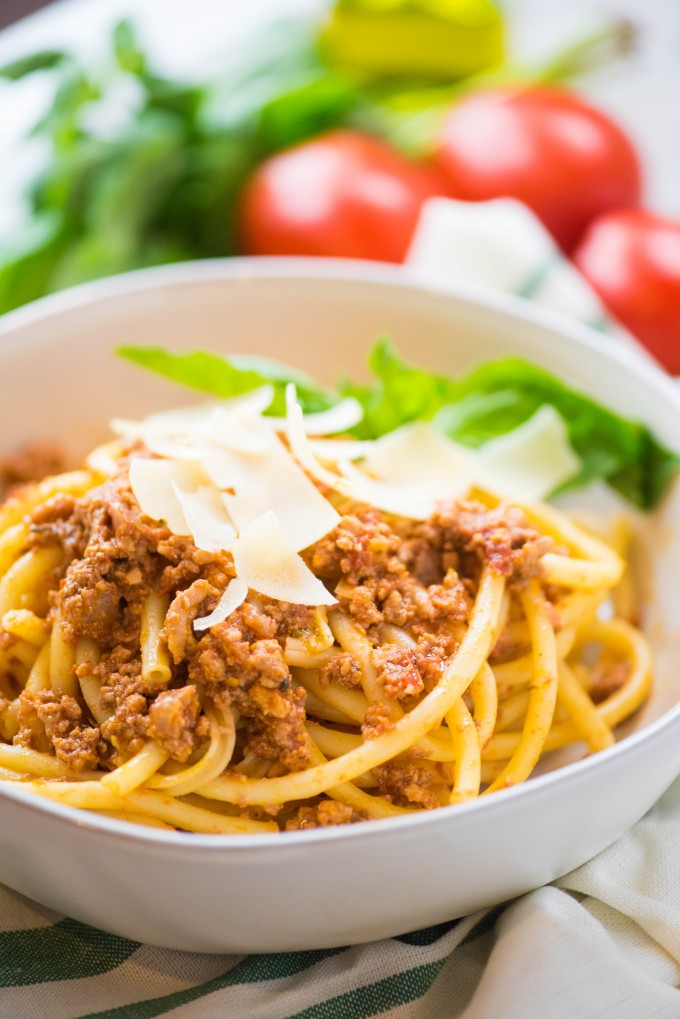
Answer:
[112,19,148,78]
[0,212,70,314]
[0,49,69,80]
[118,338,679,511]
[345,339,679,509]
[434,357,677,508]
[340,335,459,437]
[117,346,337,415]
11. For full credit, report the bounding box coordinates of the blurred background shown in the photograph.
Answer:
[1,0,679,368]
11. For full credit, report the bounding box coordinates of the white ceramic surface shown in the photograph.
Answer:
[0,258,679,954]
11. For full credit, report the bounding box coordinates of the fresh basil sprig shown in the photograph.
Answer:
[118,338,679,511]
[343,339,679,509]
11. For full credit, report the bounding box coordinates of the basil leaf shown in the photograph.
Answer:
[116,347,337,415]
[0,50,69,80]
[256,74,365,155]
[340,335,458,438]
[112,19,147,77]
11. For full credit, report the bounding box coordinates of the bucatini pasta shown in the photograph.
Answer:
[0,368,652,834]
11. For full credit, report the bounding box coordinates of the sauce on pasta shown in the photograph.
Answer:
[0,387,652,834]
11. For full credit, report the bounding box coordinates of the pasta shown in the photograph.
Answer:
[0,384,653,836]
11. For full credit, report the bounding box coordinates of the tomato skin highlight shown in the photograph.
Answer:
[238,130,447,263]
[434,86,642,253]
[573,209,680,374]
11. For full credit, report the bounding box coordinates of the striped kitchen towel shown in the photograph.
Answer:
[3,779,680,1018]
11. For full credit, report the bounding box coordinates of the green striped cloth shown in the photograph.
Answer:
[3,200,679,1018]
[4,776,680,1017]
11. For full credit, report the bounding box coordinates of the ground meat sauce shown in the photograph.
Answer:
[147,685,203,762]
[371,645,425,700]
[17,689,102,770]
[320,651,362,688]
[284,799,359,831]
[373,760,446,811]
[8,458,552,827]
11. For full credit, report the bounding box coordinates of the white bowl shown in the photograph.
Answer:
[0,258,679,954]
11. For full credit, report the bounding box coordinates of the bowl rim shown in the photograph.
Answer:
[1,254,679,852]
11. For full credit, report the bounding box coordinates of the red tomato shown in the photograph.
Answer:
[573,209,680,374]
[435,86,642,252]
[238,130,447,263]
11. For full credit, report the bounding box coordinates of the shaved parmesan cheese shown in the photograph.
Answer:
[267,397,363,436]
[140,428,206,461]
[477,405,581,501]
[129,459,208,534]
[145,387,274,432]
[284,385,350,490]
[113,403,214,442]
[194,576,249,631]
[223,385,276,416]
[232,512,337,606]
[285,387,439,518]
[203,431,339,552]
[193,387,276,455]
[205,406,273,455]
[112,388,275,457]
[362,422,473,496]
[338,423,474,517]
[286,395,474,520]
[171,483,236,552]
[338,458,443,519]
[113,406,214,461]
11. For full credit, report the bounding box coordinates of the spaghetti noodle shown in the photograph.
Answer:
[0,387,652,835]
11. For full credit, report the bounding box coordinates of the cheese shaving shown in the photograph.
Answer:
[113,407,212,461]
[170,483,236,553]
[142,428,206,461]
[203,432,339,552]
[193,576,249,631]
[476,405,582,501]
[112,403,213,441]
[266,396,363,435]
[285,390,472,520]
[362,422,473,493]
[203,407,272,455]
[129,459,208,534]
[284,386,342,486]
[231,512,337,606]
[112,387,276,459]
